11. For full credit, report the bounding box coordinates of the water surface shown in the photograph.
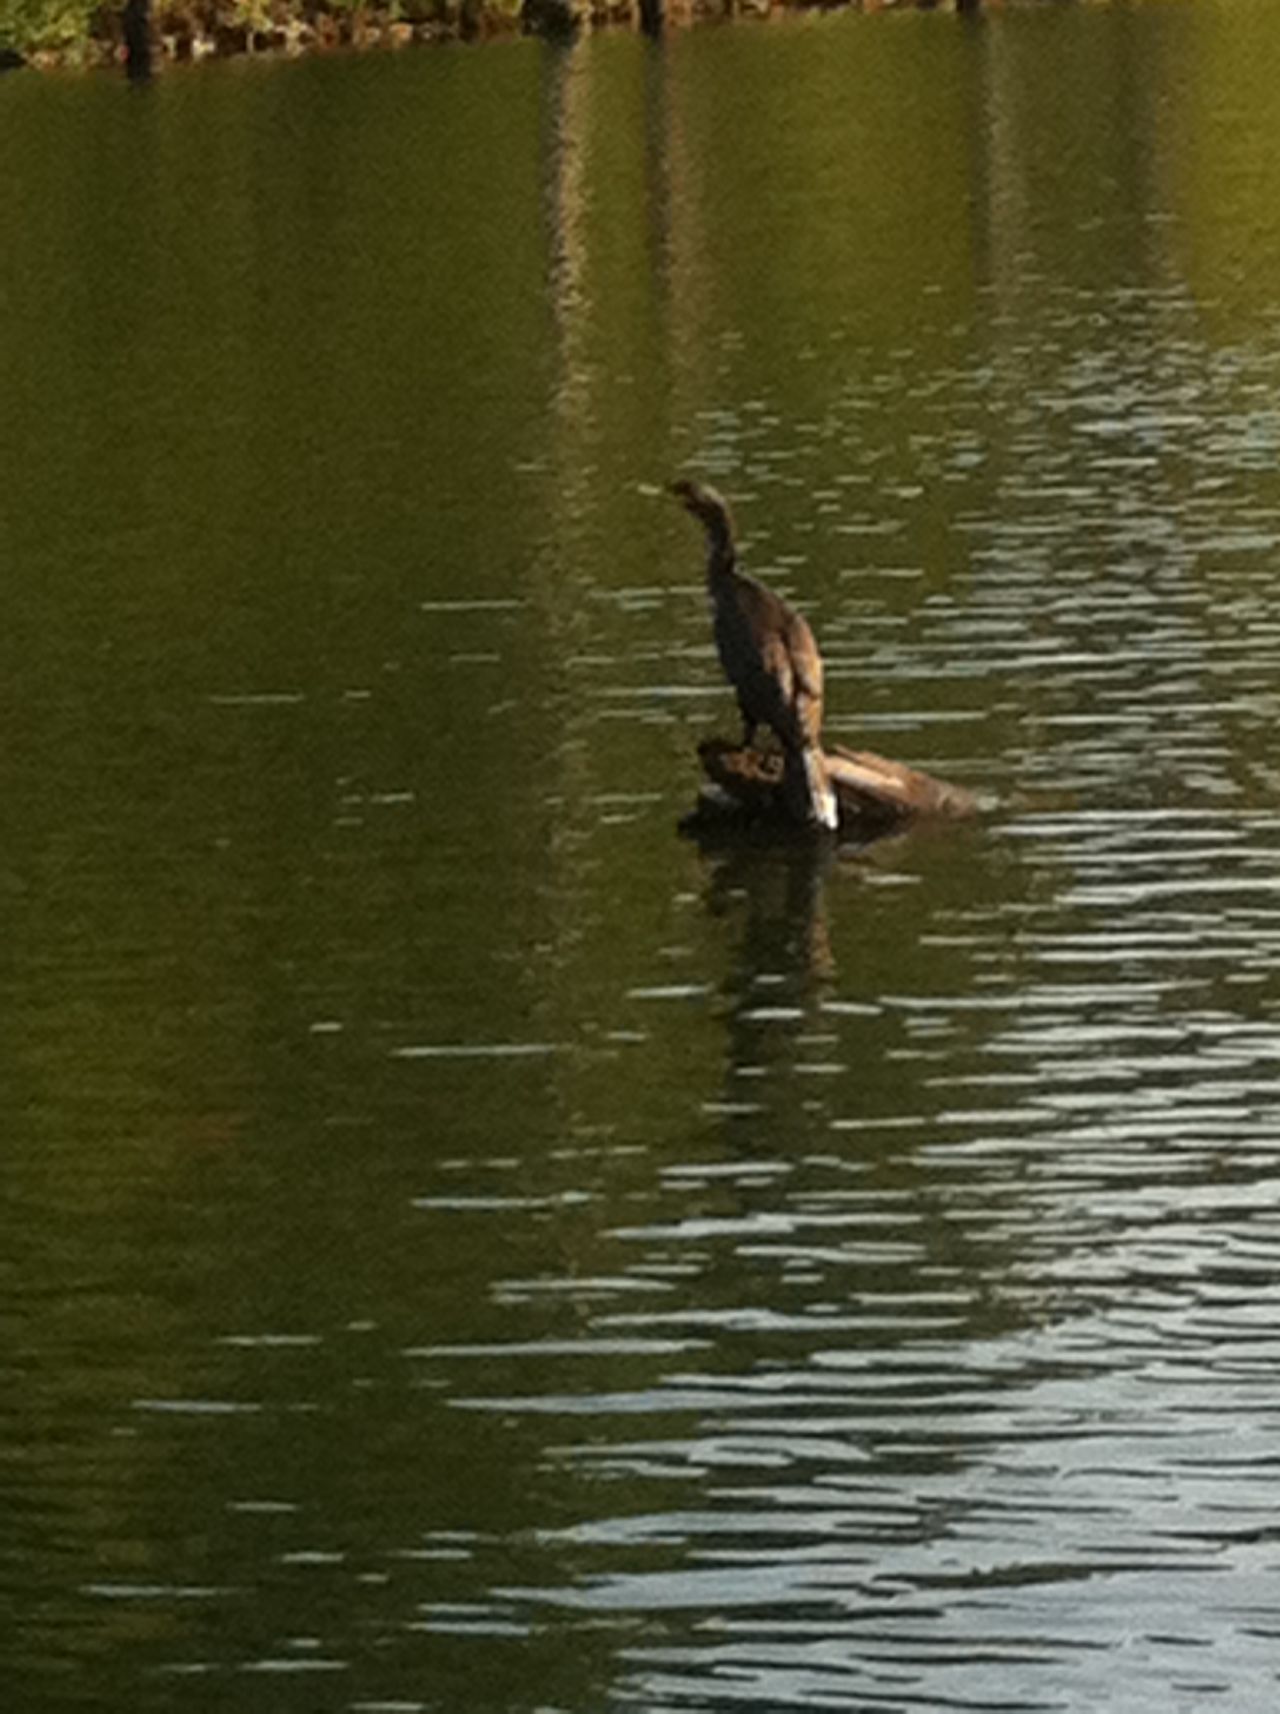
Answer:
[4,5,1280,1709]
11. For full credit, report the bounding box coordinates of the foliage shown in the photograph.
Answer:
[0,0,96,56]
[0,0,531,59]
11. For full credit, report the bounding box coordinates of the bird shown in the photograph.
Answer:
[670,478,838,832]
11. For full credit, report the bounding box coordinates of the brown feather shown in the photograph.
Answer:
[671,478,837,830]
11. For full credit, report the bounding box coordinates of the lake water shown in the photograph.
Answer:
[4,4,1280,1709]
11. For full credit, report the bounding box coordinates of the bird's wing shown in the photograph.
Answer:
[722,575,825,749]
[773,607,825,753]
[783,610,824,706]
[730,582,796,703]
[755,629,796,710]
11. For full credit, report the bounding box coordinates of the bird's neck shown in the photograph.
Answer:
[704,526,736,585]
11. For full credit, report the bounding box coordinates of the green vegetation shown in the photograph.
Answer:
[0,0,538,68]
[0,0,856,72]
[0,0,95,61]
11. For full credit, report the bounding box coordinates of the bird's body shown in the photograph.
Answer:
[671,478,838,831]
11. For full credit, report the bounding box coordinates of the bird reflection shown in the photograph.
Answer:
[704,841,837,990]
[700,841,839,1126]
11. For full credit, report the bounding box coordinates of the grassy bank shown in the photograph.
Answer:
[0,0,975,72]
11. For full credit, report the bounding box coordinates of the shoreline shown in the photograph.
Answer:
[3,0,984,75]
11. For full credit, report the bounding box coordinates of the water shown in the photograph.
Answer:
[4,4,1280,1709]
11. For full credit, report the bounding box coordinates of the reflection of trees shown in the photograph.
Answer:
[1143,5,1280,326]
[0,48,576,1709]
[123,0,150,79]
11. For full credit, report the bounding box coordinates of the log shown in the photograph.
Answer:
[685,737,979,843]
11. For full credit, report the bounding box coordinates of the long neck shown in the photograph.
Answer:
[703,518,736,584]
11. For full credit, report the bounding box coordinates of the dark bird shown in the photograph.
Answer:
[671,478,838,831]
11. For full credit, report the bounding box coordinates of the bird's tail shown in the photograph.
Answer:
[785,743,839,833]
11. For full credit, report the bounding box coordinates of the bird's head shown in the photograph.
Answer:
[669,478,735,546]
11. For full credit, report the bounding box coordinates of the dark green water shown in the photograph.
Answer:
[5,5,1280,1709]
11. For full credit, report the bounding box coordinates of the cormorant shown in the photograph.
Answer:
[671,478,838,832]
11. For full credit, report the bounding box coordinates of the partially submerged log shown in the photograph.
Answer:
[685,738,979,844]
